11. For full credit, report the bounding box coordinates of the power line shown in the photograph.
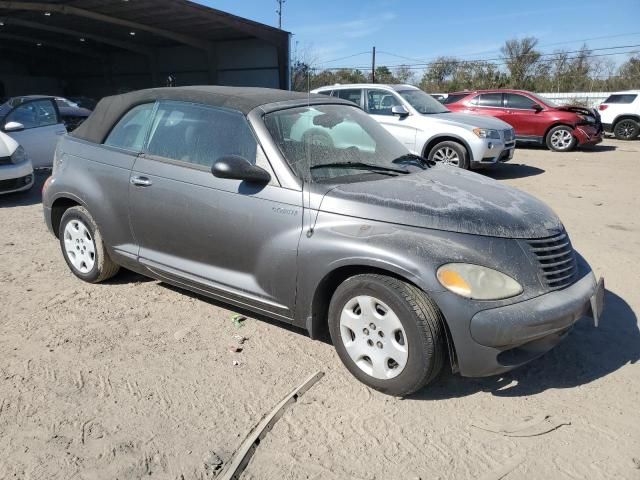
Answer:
[314,46,640,71]
[425,31,640,60]
[315,51,371,66]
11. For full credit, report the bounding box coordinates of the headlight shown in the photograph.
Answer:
[437,263,523,300]
[473,128,500,139]
[10,145,28,164]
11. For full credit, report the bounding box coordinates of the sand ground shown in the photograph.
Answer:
[1,138,638,480]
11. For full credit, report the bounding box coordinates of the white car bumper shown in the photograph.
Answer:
[469,137,516,167]
[0,160,35,194]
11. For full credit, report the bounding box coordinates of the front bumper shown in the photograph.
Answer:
[574,124,603,146]
[433,267,603,378]
[0,160,34,194]
[470,136,515,168]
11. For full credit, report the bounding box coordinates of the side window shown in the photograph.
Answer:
[7,99,58,129]
[317,90,333,97]
[477,93,503,108]
[335,89,363,107]
[146,101,258,168]
[366,90,401,116]
[104,103,155,151]
[603,94,638,104]
[505,93,536,109]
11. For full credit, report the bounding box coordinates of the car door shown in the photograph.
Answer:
[128,100,302,320]
[365,89,417,152]
[2,98,67,168]
[504,93,548,138]
[465,93,508,121]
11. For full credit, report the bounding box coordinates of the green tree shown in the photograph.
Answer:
[501,37,541,89]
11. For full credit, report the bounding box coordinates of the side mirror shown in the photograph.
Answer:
[4,121,25,132]
[391,105,409,117]
[212,155,271,184]
[531,104,543,112]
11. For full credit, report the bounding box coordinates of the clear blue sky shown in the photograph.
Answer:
[200,0,640,69]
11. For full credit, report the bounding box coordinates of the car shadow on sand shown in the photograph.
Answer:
[411,290,639,400]
[482,163,545,180]
[0,170,48,208]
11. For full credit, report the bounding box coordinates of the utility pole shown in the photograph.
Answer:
[371,46,376,83]
[276,0,285,29]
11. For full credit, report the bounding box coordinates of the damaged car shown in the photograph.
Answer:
[445,89,603,152]
[42,86,604,396]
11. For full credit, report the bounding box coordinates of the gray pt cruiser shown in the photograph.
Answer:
[43,87,604,396]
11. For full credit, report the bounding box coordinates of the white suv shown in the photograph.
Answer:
[311,84,515,169]
[598,91,640,140]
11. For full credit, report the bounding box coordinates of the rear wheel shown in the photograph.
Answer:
[328,274,446,396]
[59,206,120,283]
[613,119,640,140]
[427,141,469,169]
[546,126,577,152]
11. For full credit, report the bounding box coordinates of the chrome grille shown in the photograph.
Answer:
[527,231,577,290]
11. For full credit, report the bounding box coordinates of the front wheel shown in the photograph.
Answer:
[59,206,120,283]
[427,141,469,169]
[328,274,446,396]
[546,126,577,152]
[613,119,640,140]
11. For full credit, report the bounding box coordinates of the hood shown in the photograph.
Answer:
[556,105,601,122]
[555,105,593,116]
[428,112,512,130]
[320,166,562,239]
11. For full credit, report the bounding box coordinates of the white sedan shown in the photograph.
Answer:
[0,96,67,168]
[0,131,34,195]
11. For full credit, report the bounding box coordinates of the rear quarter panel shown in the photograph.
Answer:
[45,137,137,260]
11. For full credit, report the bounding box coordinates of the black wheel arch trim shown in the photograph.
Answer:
[422,135,474,163]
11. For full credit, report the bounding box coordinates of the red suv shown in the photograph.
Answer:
[444,89,603,152]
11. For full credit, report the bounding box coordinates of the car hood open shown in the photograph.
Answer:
[319,166,563,239]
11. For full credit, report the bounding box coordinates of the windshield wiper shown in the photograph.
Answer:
[392,154,433,169]
[310,162,409,175]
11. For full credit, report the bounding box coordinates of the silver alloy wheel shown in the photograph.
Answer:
[339,295,408,380]
[63,219,96,274]
[550,129,574,150]
[615,120,636,139]
[432,146,460,166]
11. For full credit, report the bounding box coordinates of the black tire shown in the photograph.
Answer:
[59,206,120,283]
[613,118,640,140]
[328,274,446,396]
[545,125,577,152]
[427,140,470,169]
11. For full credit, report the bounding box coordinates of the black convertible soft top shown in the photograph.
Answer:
[72,86,351,144]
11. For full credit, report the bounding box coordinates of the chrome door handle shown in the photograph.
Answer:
[131,176,153,187]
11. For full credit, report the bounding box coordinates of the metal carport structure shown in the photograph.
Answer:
[0,0,291,99]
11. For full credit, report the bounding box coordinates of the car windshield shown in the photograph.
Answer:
[529,92,558,108]
[398,89,450,114]
[264,104,427,183]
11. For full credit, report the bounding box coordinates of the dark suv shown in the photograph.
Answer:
[445,89,603,152]
[42,86,604,396]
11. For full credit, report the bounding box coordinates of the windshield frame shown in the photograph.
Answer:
[397,89,450,114]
